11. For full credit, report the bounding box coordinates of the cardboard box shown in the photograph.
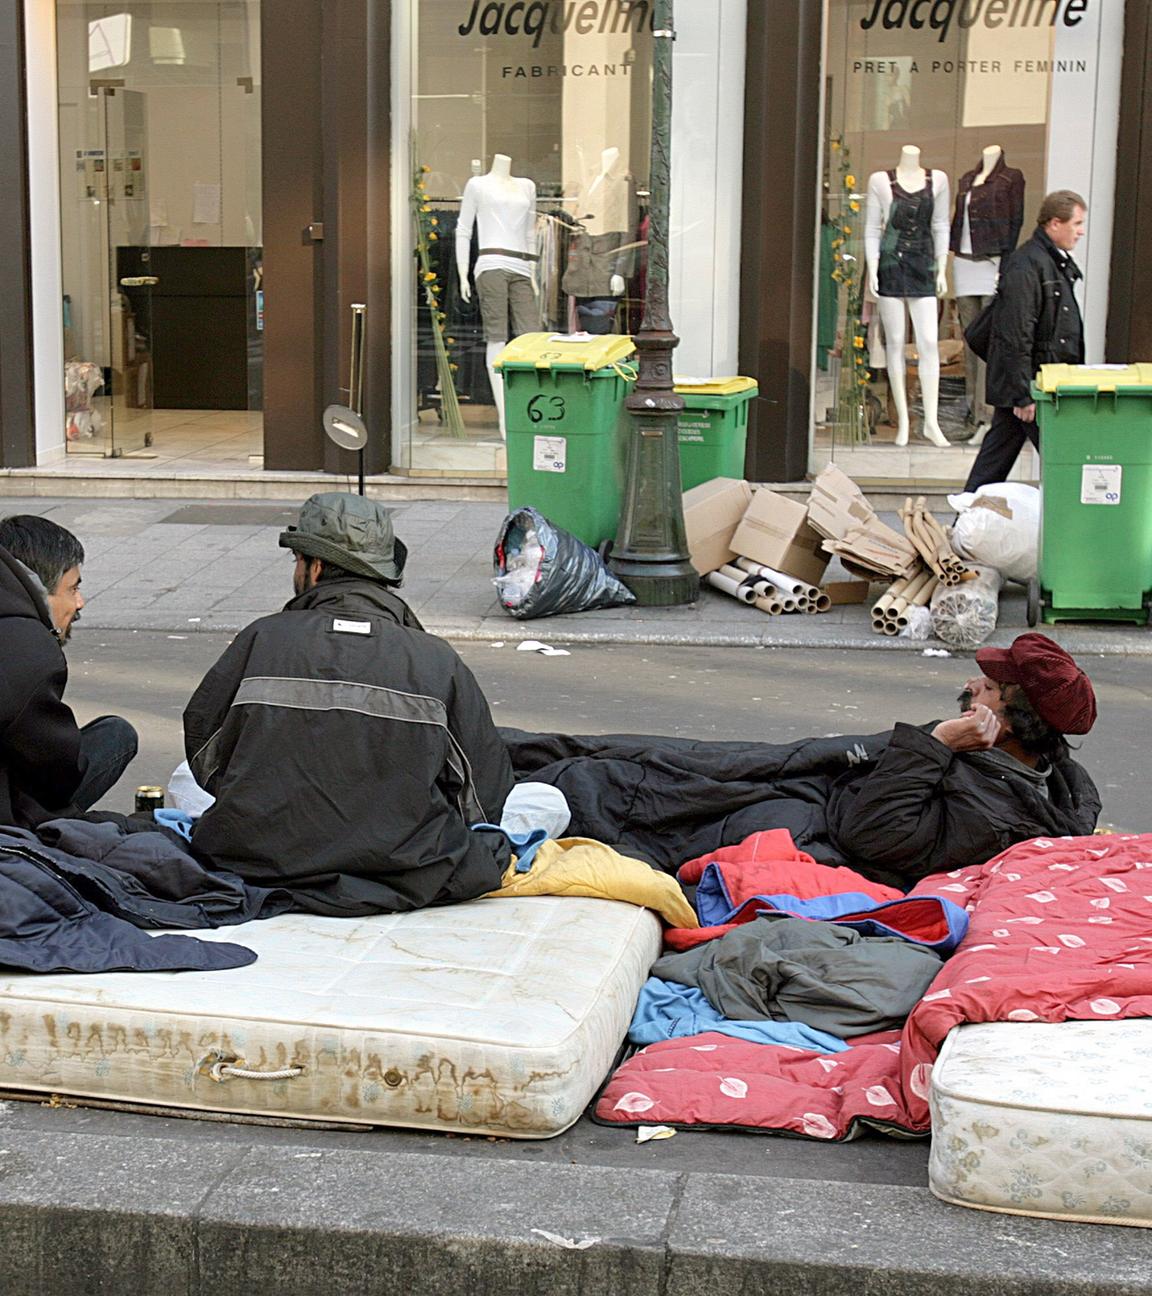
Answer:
[821,579,871,606]
[682,477,754,576]
[731,489,829,587]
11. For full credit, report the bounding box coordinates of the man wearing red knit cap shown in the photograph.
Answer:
[828,633,1100,888]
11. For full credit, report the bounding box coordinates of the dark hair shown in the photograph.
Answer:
[1037,190,1086,227]
[1000,683,1069,761]
[0,515,85,593]
[289,551,353,584]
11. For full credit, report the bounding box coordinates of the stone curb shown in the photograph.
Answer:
[0,1129,1144,1294]
[78,611,1152,657]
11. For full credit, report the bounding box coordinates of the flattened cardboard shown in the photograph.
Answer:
[731,489,829,587]
[807,463,877,540]
[807,464,918,579]
[682,477,754,576]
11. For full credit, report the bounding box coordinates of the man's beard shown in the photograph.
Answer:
[59,613,78,644]
[958,688,973,713]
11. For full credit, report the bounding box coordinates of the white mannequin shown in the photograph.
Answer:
[954,144,1004,439]
[584,148,626,297]
[456,153,537,436]
[973,143,1001,187]
[864,146,951,448]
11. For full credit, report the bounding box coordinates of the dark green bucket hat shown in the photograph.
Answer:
[279,492,407,585]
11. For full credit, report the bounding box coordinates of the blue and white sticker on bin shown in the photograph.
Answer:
[1081,463,1122,505]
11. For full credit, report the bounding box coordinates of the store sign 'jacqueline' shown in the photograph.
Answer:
[458,0,655,46]
[860,0,1090,43]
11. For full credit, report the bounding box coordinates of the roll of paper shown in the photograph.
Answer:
[706,571,757,604]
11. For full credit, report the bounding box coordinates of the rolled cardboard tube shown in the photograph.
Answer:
[735,558,807,596]
[911,577,939,607]
[882,619,900,636]
[804,601,819,614]
[780,597,798,612]
[719,563,752,584]
[814,593,832,611]
[706,572,757,604]
[747,579,775,598]
[754,595,783,616]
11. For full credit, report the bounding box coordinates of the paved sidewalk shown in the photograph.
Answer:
[4,494,1150,655]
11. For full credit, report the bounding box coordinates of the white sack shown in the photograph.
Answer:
[946,483,1039,583]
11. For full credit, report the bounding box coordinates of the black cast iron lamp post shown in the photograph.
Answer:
[607,0,699,607]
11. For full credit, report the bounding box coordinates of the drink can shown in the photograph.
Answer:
[135,786,165,814]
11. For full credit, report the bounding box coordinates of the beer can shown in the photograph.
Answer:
[135,785,165,814]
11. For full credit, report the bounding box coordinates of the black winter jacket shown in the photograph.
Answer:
[0,545,86,828]
[826,722,1100,889]
[503,722,1100,887]
[985,227,1085,409]
[184,578,515,916]
[949,154,1026,258]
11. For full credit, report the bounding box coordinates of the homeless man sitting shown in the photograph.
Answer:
[503,633,1100,890]
[182,492,569,916]
[0,514,138,828]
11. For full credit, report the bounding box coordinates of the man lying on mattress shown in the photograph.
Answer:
[183,493,569,917]
[503,633,1100,890]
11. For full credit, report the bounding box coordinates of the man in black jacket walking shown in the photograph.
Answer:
[0,515,137,827]
[184,493,567,916]
[963,190,1086,492]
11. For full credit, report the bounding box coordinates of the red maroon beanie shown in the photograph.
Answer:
[976,633,1096,735]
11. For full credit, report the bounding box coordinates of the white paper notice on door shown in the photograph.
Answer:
[533,436,567,473]
[1081,464,1122,505]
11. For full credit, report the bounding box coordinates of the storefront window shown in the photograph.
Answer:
[58,1,262,460]
[816,0,1120,483]
[394,0,654,476]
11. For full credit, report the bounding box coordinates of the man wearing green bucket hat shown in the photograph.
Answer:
[183,493,567,915]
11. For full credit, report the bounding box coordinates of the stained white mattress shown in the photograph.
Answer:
[930,1020,1152,1227]
[0,896,661,1138]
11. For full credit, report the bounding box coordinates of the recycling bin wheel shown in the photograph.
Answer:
[1026,579,1041,628]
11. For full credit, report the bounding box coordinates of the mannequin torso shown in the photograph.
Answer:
[456,154,537,294]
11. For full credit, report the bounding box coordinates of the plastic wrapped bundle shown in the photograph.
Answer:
[930,564,1004,649]
[493,507,636,619]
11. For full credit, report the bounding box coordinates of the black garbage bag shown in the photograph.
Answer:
[493,507,636,619]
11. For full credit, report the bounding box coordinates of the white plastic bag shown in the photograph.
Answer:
[947,483,1039,583]
[930,565,1004,649]
[167,759,216,817]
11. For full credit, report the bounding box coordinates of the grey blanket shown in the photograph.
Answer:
[652,914,942,1038]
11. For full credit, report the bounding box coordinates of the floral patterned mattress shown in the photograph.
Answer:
[930,1020,1152,1227]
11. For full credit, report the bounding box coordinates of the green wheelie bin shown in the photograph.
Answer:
[674,376,758,491]
[1028,363,1152,626]
[496,333,637,548]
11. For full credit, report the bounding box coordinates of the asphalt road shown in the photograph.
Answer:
[69,631,1147,829]
[21,632,1143,1188]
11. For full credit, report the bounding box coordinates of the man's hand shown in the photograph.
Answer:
[931,704,1003,752]
[1013,402,1036,423]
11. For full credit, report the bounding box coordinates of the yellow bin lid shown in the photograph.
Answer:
[673,375,758,396]
[1036,363,1152,392]
[494,332,636,371]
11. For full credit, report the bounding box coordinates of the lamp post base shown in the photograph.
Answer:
[607,553,699,607]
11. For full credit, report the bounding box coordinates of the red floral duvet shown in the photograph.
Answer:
[597,834,1152,1140]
